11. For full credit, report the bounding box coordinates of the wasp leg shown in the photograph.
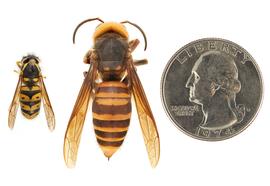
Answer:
[13,70,20,74]
[16,61,23,68]
[129,39,140,52]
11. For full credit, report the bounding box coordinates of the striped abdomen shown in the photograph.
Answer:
[92,81,131,158]
[19,84,41,119]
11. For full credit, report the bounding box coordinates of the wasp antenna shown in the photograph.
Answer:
[73,18,104,44]
[121,21,147,51]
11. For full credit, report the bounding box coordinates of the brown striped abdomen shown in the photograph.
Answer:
[92,81,131,158]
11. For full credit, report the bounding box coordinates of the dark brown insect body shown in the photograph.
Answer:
[91,32,131,157]
[64,18,160,167]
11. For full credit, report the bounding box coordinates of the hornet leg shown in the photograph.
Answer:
[133,59,148,66]
[129,39,140,52]
[129,39,147,66]
[83,50,93,64]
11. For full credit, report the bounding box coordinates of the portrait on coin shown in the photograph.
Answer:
[185,51,245,131]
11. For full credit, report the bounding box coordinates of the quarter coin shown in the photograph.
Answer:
[161,38,263,141]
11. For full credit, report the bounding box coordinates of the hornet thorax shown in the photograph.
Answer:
[94,33,129,81]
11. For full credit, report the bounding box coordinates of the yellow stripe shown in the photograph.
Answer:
[21,86,30,91]
[100,145,119,149]
[20,93,41,102]
[96,135,125,142]
[33,78,39,82]
[96,98,129,106]
[96,92,130,98]
[22,112,39,119]
[20,103,41,111]
[32,93,41,101]
[23,78,39,82]
[99,145,119,158]
[20,94,31,101]
[93,113,131,121]
[98,82,127,88]
[94,125,128,132]
[21,86,40,91]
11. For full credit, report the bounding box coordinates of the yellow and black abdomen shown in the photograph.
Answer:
[19,83,41,119]
[92,81,131,158]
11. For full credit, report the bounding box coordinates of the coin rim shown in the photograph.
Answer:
[160,37,264,141]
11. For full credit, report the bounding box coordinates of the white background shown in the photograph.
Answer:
[0,0,269,186]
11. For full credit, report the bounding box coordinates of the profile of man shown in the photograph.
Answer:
[185,51,245,130]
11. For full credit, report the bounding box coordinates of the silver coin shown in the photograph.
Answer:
[161,38,263,141]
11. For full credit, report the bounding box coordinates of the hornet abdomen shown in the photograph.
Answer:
[92,81,131,158]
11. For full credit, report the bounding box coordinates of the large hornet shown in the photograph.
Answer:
[8,55,55,131]
[64,18,160,167]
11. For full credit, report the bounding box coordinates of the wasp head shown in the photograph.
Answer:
[21,55,40,64]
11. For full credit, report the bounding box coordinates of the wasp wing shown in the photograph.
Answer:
[127,60,160,167]
[39,76,55,131]
[8,76,22,129]
[64,61,97,168]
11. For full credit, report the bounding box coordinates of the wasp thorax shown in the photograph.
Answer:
[22,62,39,78]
